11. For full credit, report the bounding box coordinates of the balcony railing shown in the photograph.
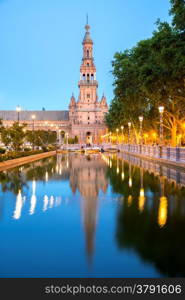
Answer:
[78,80,98,86]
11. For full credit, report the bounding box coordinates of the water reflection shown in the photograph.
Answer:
[43,195,49,212]
[69,154,108,260]
[13,189,23,220]
[105,153,185,276]
[0,153,185,276]
[138,168,145,212]
[29,180,37,215]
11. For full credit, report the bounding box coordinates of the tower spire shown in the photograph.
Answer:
[85,14,90,33]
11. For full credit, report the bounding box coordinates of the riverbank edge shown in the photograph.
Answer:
[119,150,185,171]
[0,151,56,171]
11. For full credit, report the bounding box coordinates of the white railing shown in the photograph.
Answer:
[118,144,185,164]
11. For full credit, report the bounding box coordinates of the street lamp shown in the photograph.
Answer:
[139,116,143,144]
[31,114,36,150]
[16,105,21,123]
[128,122,131,144]
[158,106,164,145]
[121,126,124,143]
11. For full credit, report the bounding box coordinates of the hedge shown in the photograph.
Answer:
[0,150,45,162]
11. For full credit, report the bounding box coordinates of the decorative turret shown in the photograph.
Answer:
[100,94,108,107]
[69,93,76,108]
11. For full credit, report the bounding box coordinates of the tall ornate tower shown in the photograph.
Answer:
[69,19,108,144]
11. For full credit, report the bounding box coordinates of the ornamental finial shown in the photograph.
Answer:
[85,14,90,31]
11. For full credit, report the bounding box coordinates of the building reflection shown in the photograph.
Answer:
[69,154,108,261]
[2,152,185,275]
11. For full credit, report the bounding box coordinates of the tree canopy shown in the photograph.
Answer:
[106,0,185,146]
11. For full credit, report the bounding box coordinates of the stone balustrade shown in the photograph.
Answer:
[118,144,185,164]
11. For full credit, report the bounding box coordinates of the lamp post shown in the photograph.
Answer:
[116,128,119,144]
[128,122,131,144]
[158,106,164,145]
[16,105,21,123]
[139,116,143,144]
[31,114,36,150]
[121,126,124,143]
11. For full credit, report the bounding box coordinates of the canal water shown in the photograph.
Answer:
[0,153,185,278]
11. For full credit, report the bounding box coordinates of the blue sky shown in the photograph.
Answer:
[0,0,171,110]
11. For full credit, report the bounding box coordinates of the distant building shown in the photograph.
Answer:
[0,21,108,144]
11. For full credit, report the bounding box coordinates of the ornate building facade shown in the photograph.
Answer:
[0,22,108,144]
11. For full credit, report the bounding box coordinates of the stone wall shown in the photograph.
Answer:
[0,151,56,171]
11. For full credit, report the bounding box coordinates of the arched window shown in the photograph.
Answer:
[91,74,94,80]
[87,63,89,66]
[83,74,86,80]
[87,50,89,57]
[87,74,90,82]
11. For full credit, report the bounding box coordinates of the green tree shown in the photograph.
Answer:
[1,128,11,148]
[9,122,26,151]
[106,1,185,146]
[74,135,78,144]
[26,130,57,149]
[170,0,185,32]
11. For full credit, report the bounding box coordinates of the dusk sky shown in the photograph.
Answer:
[0,0,171,111]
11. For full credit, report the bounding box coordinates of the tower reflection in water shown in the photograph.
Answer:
[69,154,108,261]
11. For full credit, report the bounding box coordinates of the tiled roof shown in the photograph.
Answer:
[0,110,69,121]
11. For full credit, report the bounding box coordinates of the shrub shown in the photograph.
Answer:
[41,146,48,152]
[0,148,6,154]
[23,147,31,152]
[0,150,43,162]
[47,145,56,151]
